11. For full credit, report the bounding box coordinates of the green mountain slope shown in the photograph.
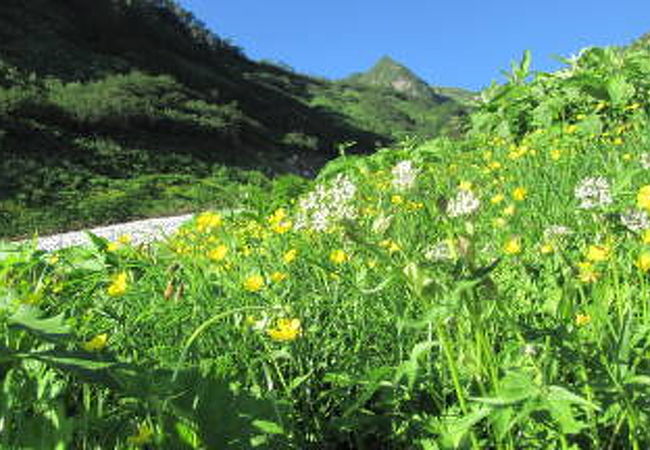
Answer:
[0,0,471,238]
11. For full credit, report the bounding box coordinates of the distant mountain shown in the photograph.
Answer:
[346,56,443,101]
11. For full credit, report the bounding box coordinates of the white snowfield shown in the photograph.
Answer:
[18,214,195,252]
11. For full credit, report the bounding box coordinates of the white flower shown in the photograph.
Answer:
[640,153,650,170]
[574,176,613,209]
[620,209,650,232]
[391,160,419,191]
[543,225,573,240]
[294,174,358,232]
[424,240,455,261]
[446,190,480,217]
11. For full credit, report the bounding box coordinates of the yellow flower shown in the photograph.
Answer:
[540,243,555,254]
[243,274,265,292]
[107,272,128,297]
[330,249,349,264]
[490,193,505,204]
[458,181,473,191]
[267,318,302,342]
[512,187,527,201]
[268,208,293,234]
[379,239,401,253]
[82,333,108,352]
[271,220,293,234]
[127,424,154,446]
[106,242,121,252]
[117,234,132,245]
[577,261,599,283]
[47,254,60,265]
[196,211,222,232]
[391,194,404,205]
[585,244,610,262]
[488,161,502,170]
[643,229,650,245]
[637,252,650,272]
[207,244,228,261]
[503,205,516,216]
[564,124,578,134]
[283,249,298,264]
[503,237,522,255]
[637,186,650,211]
[575,313,591,327]
[270,271,288,283]
[550,149,562,161]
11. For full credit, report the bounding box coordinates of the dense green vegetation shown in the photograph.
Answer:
[0,0,470,239]
[3,27,650,448]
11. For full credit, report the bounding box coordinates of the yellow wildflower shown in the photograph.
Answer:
[195,211,222,232]
[379,239,401,253]
[577,261,599,283]
[107,272,128,297]
[47,254,60,265]
[540,243,555,254]
[550,149,562,161]
[117,234,132,245]
[488,161,502,170]
[283,249,298,263]
[564,124,578,134]
[512,187,527,201]
[268,208,293,234]
[330,249,349,264]
[207,244,228,261]
[585,244,610,262]
[637,186,650,211]
[82,333,108,352]
[503,237,522,255]
[243,274,265,292]
[490,193,505,204]
[266,318,302,342]
[270,271,288,283]
[637,252,650,272]
[391,194,404,205]
[503,205,516,216]
[575,313,591,327]
[458,181,473,191]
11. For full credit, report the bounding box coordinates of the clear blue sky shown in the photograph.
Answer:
[177,0,648,91]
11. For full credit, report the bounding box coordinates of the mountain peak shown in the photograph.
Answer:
[348,56,436,100]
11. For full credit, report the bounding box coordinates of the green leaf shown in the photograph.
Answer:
[9,306,71,341]
[251,420,284,435]
[606,76,635,106]
[440,407,491,448]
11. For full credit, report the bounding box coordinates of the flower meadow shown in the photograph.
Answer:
[3,46,650,449]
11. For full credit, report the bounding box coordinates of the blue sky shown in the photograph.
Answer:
[177,0,648,91]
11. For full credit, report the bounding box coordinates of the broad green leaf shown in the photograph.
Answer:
[251,420,284,435]
[9,306,70,341]
[606,75,635,106]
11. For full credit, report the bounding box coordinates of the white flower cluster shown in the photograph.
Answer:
[620,209,650,232]
[574,176,613,209]
[446,190,480,217]
[424,239,455,261]
[294,174,358,232]
[640,153,650,170]
[391,160,419,191]
[543,224,573,240]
